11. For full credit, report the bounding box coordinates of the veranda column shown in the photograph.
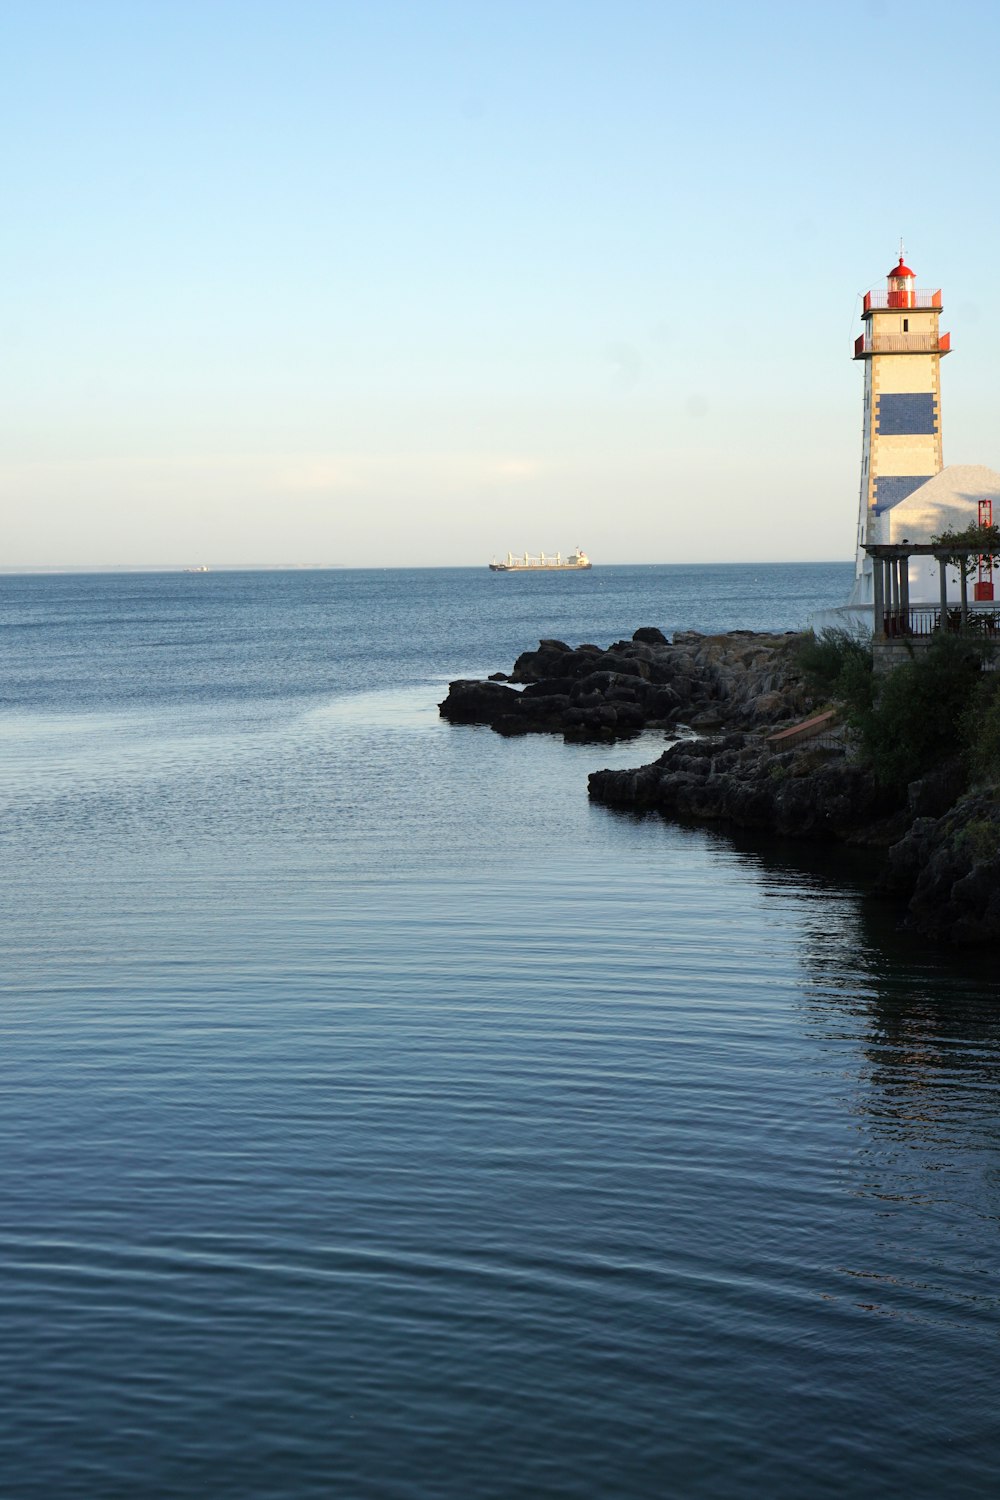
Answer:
[872,554,885,636]
[938,553,948,628]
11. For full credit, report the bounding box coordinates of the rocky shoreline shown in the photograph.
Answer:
[439,627,817,740]
[439,628,1000,945]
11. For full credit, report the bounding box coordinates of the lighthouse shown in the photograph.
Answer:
[812,250,1000,635]
[849,250,949,602]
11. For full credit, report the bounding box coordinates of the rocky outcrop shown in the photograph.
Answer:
[590,731,1000,943]
[439,628,817,741]
[590,732,1000,943]
[440,625,1000,944]
[588,733,900,842]
[879,788,1000,943]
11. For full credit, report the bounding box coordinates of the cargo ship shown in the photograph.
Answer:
[488,548,592,572]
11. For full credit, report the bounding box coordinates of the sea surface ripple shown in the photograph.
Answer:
[1,565,998,1499]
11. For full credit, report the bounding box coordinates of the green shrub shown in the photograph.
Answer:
[961,671,1000,782]
[858,635,986,791]
[955,815,1000,861]
[800,630,1000,794]
[797,627,875,708]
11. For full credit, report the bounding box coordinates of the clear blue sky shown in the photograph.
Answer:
[3,0,998,567]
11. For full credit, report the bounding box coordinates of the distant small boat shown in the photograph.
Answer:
[489,548,592,572]
[184,565,210,573]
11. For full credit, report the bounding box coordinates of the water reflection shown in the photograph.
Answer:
[700,825,1000,1255]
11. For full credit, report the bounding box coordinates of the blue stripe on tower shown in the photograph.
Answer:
[873,475,933,514]
[875,393,937,435]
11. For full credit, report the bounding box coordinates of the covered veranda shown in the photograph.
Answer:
[865,541,1000,643]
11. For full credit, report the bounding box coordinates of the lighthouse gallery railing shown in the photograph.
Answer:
[863,288,942,311]
[853,332,951,357]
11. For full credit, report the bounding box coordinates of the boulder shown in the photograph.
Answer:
[881,792,1000,943]
[439,679,521,725]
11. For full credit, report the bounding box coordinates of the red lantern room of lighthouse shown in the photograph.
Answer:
[886,254,916,309]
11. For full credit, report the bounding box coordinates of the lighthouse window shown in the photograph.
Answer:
[903,318,909,331]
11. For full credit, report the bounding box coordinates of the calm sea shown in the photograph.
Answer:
[1,564,998,1500]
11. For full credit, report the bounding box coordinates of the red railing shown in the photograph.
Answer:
[853,333,950,355]
[863,288,942,312]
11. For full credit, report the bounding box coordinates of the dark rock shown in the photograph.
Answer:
[510,646,601,683]
[439,679,521,725]
[572,669,644,697]
[906,759,966,819]
[509,647,570,681]
[597,653,650,679]
[644,685,681,717]
[503,694,573,735]
[589,733,895,843]
[447,628,822,743]
[614,702,646,731]
[880,792,1000,943]
[521,677,577,698]
[880,817,940,894]
[494,715,529,737]
[617,640,656,663]
[571,689,607,710]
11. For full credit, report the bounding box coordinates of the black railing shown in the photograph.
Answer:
[881,607,1000,639]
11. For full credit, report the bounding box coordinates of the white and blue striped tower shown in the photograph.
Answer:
[849,249,950,603]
